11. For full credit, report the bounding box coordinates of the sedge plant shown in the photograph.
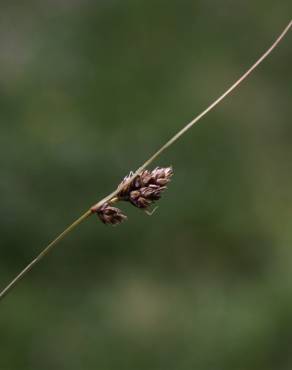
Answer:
[0,20,291,302]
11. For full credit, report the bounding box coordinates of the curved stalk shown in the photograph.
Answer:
[0,210,92,301]
[0,20,291,302]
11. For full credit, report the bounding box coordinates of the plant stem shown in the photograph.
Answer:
[0,210,92,302]
[0,20,291,302]
[92,20,292,210]
[137,19,292,171]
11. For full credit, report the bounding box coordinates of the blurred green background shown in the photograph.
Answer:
[0,1,291,369]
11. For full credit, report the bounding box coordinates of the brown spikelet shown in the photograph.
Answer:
[118,167,173,209]
[94,203,127,225]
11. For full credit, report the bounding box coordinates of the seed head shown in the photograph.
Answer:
[118,166,173,209]
[94,203,127,225]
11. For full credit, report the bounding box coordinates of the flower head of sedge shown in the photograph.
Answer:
[118,167,173,209]
[93,167,173,225]
[96,203,127,225]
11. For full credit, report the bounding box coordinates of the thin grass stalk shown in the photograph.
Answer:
[0,20,291,302]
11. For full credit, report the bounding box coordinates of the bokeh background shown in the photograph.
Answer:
[0,1,291,369]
